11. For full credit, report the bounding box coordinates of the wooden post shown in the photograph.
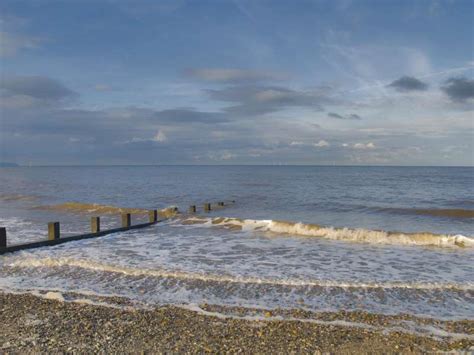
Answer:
[148,210,157,223]
[188,205,196,213]
[91,217,100,233]
[218,201,224,207]
[121,213,131,228]
[48,222,60,240]
[0,227,6,248]
[204,203,211,212]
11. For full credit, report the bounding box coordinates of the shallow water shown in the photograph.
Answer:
[0,166,473,322]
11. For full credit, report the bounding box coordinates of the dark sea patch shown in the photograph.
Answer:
[378,207,474,219]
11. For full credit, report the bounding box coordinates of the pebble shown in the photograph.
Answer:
[0,292,472,353]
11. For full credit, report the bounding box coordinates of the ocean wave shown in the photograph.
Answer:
[180,216,474,248]
[307,202,474,219]
[7,257,473,291]
[32,202,178,218]
[0,193,39,202]
[315,202,474,219]
[380,207,474,219]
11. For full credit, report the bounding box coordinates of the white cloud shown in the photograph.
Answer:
[313,140,330,148]
[353,142,375,149]
[127,130,167,144]
[289,140,330,148]
[290,141,305,146]
[152,130,167,142]
[207,150,237,161]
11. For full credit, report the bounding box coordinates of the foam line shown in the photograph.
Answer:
[180,216,474,248]
[7,257,473,290]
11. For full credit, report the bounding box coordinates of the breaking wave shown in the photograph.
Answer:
[8,256,473,291]
[32,202,178,218]
[180,216,474,248]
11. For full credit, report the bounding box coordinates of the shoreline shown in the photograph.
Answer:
[1,292,473,353]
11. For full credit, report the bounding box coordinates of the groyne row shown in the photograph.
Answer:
[0,200,234,255]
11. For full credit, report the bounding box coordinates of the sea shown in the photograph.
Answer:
[0,166,473,332]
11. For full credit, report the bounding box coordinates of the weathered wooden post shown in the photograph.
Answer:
[91,217,100,233]
[0,227,6,248]
[149,210,158,223]
[218,201,224,207]
[188,205,196,213]
[203,203,211,212]
[121,213,131,228]
[48,222,60,240]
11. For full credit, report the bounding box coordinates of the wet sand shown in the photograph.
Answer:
[0,292,473,353]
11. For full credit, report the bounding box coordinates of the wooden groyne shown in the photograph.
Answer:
[0,200,235,255]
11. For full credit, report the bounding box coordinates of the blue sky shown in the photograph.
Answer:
[1,0,473,165]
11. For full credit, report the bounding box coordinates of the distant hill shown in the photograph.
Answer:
[0,162,19,167]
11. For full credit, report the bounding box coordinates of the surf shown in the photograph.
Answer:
[6,256,473,291]
[179,216,474,248]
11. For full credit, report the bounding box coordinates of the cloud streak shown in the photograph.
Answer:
[387,76,428,92]
[327,112,361,120]
[1,75,77,101]
[441,77,474,102]
[207,85,332,116]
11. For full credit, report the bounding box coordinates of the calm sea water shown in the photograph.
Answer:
[0,166,473,321]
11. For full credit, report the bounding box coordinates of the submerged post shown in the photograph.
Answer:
[204,203,211,212]
[0,227,6,248]
[148,210,158,223]
[48,222,60,240]
[91,217,100,233]
[188,205,196,213]
[121,213,131,228]
[218,201,224,207]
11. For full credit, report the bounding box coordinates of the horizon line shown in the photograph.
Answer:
[2,164,473,168]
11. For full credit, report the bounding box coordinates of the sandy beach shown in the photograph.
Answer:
[1,292,472,353]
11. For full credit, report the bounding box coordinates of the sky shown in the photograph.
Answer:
[0,0,473,166]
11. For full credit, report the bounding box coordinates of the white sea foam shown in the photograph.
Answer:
[180,304,474,341]
[0,217,45,244]
[181,216,474,248]
[3,289,138,310]
[43,291,65,302]
[2,288,471,341]
[7,256,473,291]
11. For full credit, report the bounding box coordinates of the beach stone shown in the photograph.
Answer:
[0,292,473,353]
